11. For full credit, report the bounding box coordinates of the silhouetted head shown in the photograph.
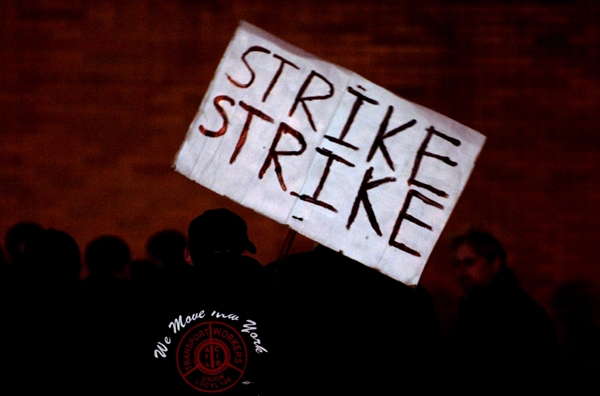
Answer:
[146,229,187,269]
[451,230,506,295]
[36,228,81,284]
[85,235,130,276]
[5,222,43,266]
[186,209,256,266]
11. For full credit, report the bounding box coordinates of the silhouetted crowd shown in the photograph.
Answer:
[1,212,597,394]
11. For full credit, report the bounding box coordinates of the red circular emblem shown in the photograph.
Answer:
[176,321,248,392]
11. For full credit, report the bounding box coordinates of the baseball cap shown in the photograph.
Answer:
[188,209,256,256]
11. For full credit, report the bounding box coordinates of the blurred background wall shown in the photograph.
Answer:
[1,0,599,348]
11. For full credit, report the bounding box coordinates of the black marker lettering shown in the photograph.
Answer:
[199,95,235,137]
[346,167,396,236]
[367,106,416,171]
[289,71,334,132]
[259,122,306,191]
[291,147,355,212]
[409,126,461,198]
[338,86,379,141]
[323,87,378,150]
[231,101,274,164]
[262,54,299,102]
[227,46,271,89]
[389,189,444,257]
[323,135,358,150]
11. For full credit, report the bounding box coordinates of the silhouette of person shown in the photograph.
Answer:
[136,209,273,395]
[3,222,44,289]
[83,235,131,290]
[4,227,84,392]
[138,229,188,290]
[30,228,82,287]
[551,280,600,395]
[266,244,443,394]
[4,222,44,266]
[147,229,188,270]
[447,230,558,392]
[81,235,135,392]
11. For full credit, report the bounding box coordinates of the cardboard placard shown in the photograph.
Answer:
[174,22,485,286]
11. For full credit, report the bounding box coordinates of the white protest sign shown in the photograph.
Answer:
[174,21,486,286]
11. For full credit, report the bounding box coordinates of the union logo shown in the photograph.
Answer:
[176,321,248,392]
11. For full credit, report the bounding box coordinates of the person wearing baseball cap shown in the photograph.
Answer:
[137,208,273,396]
[184,208,261,281]
[186,208,256,261]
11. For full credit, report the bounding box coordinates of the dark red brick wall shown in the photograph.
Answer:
[2,0,599,338]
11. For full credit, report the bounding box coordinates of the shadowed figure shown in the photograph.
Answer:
[3,222,44,289]
[81,235,135,392]
[142,229,188,289]
[551,280,600,395]
[4,227,84,392]
[30,228,82,287]
[4,222,44,266]
[84,235,131,289]
[136,209,273,395]
[447,230,558,392]
[266,245,443,395]
[147,229,188,270]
